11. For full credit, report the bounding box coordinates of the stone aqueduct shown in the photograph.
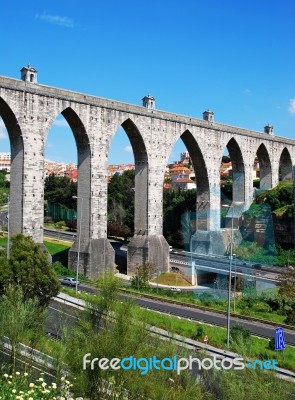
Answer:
[0,69,295,278]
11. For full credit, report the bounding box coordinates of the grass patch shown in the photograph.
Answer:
[43,240,71,255]
[150,272,191,286]
[0,237,71,255]
[0,237,7,247]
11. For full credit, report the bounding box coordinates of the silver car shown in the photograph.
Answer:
[59,277,80,287]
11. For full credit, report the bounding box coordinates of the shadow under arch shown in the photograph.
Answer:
[279,147,293,181]
[45,107,92,275]
[256,143,272,189]
[225,137,245,203]
[180,129,210,230]
[0,97,24,235]
[121,118,148,235]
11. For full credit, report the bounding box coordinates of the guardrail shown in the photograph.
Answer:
[119,288,295,332]
[61,281,295,333]
[55,294,295,382]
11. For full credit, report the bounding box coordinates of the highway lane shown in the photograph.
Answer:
[67,283,295,345]
[129,294,295,344]
[43,228,283,279]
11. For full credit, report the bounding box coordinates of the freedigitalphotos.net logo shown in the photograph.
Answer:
[83,354,279,375]
[82,354,261,375]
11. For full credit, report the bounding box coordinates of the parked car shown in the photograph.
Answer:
[169,246,173,252]
[171,287,181,292]
[252,263,262,270]
[59,277,80,287]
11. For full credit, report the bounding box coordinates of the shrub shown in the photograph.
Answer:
[66,219,77,231]
[197,292,217,305]
[269,337,275,351]
[230,324,251,343]
[285,308,295,326]
[55,220,66,229]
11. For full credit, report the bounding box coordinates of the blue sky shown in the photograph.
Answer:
[0,0,295,164]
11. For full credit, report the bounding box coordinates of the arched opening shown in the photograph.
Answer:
[44,113,78,230]
[0,98,24,237]
[279,147,292,181]
[163,131,209,252]
[221,138,245,202]
[44,108,90,273]
[107,119,148,274]
[254,144,272,190]
[220,138,245,227]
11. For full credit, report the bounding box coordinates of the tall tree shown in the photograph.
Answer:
[0,285,47,373]
[0,234,60,306]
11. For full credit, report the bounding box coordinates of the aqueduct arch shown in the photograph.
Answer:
[256,143,272,190]
[279,147,293,181]
[1,72,295,277]
[0,97,24,236]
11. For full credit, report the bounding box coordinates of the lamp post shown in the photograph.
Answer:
[6,194,10,259]
[72,195,83,294]
[222,204,234,347]
[233,253,237,312]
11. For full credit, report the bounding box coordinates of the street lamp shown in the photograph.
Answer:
[222,203,234,347]
[6,194,10,259]
[233,253,237,312]
[222,201,243,346]
[72,195,83,294]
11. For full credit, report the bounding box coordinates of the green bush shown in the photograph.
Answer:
[55,220,66,229]
[269,337,275,351]
[230,324,251,343]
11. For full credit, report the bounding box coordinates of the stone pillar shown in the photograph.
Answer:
[127,160,170,275]
[68,108,115,279]
[7,129,24,238]
[244,162,254,210]
[127,117,170,275]
[19,93,48,247]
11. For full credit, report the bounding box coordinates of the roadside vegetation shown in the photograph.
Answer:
[0,264,294,398]
[0,170,9,206]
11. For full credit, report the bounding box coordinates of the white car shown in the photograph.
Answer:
[171,287,181,292]
[59,277,80,287]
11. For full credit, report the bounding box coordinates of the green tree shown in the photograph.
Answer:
[131,262,155,289]
[108,170,135,234]
[44,174,77,209]
[0,169,9,205]
[66,274,201,400]
[278,268,295,300]
[0,285,47,373]
[163,189,196,247]
[0,234,60,306]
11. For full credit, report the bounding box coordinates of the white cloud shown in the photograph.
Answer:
[53,119,69,128]
[288,98,295,114]
[124,145,132,153]
[0,119,7,140]
[242,89,251,95]
[46,143,54,148]
[35,12,74,28]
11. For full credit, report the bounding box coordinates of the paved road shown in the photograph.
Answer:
[44,228,284,280]
[54,283,295,345]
